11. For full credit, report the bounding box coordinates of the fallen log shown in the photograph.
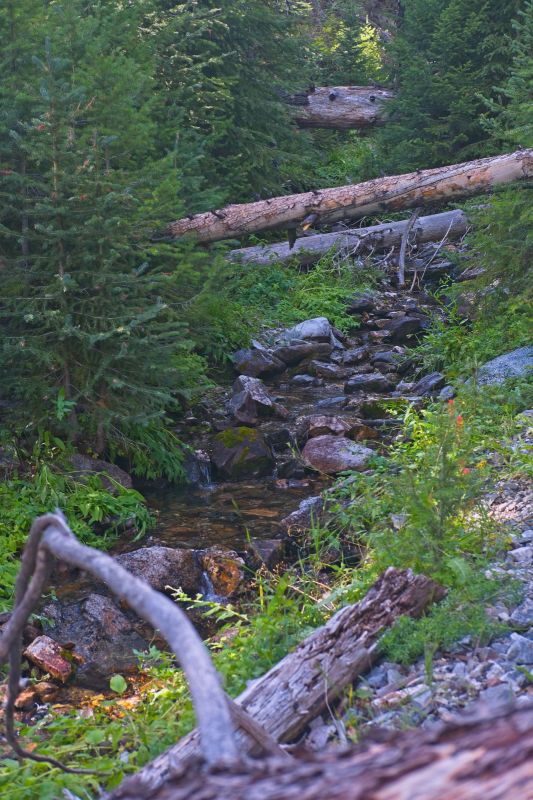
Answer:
[228,209,468,266]
[110,567,444,799]
[164,148,533,243]
[286,85,394,129]
[110,702,533,800]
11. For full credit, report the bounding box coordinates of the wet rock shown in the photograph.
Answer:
[344,373,394,394]
[42,594,149,688]
[308,361,350,380]
[246,538,285,570]
[212,426,275,480]
[116,546,202,595]
[507,633,533,664]
[302,435,374,474]
[342,345,370,365]
[23,635,75,683]
[411,372,446,396]
[69,454,132,493]
[231,347,285,378]
[201,548,245,598]
[477,346,533,386]
[274,339,332,365]
[385,315,427,341]
[182,449,211,486]
[290,374,320,387]
[282,317,333,343]
[229,376,288,425]
[14,687,40,710]
[280,496,324,534]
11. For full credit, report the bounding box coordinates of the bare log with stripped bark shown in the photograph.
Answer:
[110,568,444,799]
[109,702,533,800]
[286,85,394,129]
[228,209,468,266]
[164,149,533,244]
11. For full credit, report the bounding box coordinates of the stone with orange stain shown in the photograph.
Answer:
[201,547,245,598]
[23,635,75,683]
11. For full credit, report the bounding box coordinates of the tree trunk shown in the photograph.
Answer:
[286,86,393,129]
[110,703,533,800]
[228,209,468,266]
[163,149,533,244]
[110,568,444,799]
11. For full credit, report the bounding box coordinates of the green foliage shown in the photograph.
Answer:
[377,0,521,171]
[0,434,152,611]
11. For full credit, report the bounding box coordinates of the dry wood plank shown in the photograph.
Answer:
[228,209,468,267]
[287,85,394,129]
[109,568,444,799]
[164,149,532,244]
[111,702,533,800]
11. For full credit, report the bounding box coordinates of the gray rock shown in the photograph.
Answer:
[231,347,285,378]
[438,384,456,401]
[347,291,376,314]
[282,317,333,343]
[280,496,324,534]
[342,345,370,365]
[115,547,202,595]
[308,361,351,380]
[508,546,533,564]
[229,376,288,425]
[344,373,394,394]
[507,632,533,664]
[290,374,319,387]
[302,435,374,474]
[411,372,446,396]
[510,599,533,628]
[479,683,515,704]
[385,315,427,341]
[477,346,533,386]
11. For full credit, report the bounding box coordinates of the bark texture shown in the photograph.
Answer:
[110,702,533,800]
[288,85,393,129]
[110,568,444,799]
[228,209,468,266]
[164,149,532,243]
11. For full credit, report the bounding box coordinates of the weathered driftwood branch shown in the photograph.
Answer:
[164,149,533,243]
[110,567,444,799]
[228,209,468,267]
[110,702,533,800]
[398,207,421,286]
[0,511,237,766]
[286,85,394,129]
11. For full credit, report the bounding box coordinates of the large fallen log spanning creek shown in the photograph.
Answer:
[110,568,444,798]
[286,85,394,129]
[164,149,533,244]
[228,209,468,266]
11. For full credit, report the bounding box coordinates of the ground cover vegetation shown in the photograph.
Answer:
[0,1,532,797]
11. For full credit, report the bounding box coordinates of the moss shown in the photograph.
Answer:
[215,426,259,449]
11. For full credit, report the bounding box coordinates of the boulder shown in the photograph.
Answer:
[231,347,285,378]
[384,316,427,341]
[115,546,202,595]
[280,496,324,534]
[296,414,378,443]
[344,373,394,393]
[411,371,446,396]
[69,454,132,493]
[477,346,533,386]
[347,291,376,314]
[201,548,245,598]
[302,435,374,474]
[42,594,149,688]
[212,426,274,479]
[282,317,333,343]
[274,339,332,365]
[228,376,288,425]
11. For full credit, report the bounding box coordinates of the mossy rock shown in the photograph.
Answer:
[212,426,274,480]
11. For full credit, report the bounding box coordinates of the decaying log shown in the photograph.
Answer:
[0,512,237,766]
[228,209,468,267]
[110,568,444,799]
[286,85,394,129]
[110,702,533,800]
[164,149,533,244]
